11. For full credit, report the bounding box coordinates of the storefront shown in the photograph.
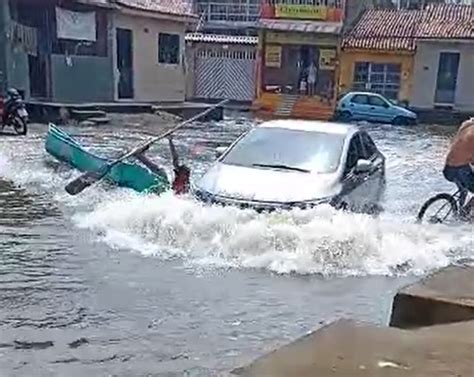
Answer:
[254,2,343,120]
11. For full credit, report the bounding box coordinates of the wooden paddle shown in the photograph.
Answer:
[65,100,229,195]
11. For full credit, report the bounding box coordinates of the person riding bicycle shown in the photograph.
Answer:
[443,118,474,210]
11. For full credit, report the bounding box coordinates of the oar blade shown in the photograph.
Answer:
[65,170,106,195]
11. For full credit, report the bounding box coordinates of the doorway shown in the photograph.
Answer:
[28,55,48,99]
[434,52,460,105]
[116,28,133,99]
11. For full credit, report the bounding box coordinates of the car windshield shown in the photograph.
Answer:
[222,127,345,174]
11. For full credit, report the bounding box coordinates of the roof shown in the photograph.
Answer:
[185,33,258,45]
[417,3,473,40]
[259,19,343,34]
[259,119,357,136]
[114,0,195,18]
[342,9,422,51]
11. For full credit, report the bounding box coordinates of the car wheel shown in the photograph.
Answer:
[338,111,352,123]
[393,116,411,126]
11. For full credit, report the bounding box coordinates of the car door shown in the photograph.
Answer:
[340,133,372,211]
[359,131,386,204]
[367,94,393,123]
[348,94,370,121]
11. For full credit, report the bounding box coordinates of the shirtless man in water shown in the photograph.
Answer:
[443,118,474,210]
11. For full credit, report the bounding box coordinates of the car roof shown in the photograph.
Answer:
[258,119,358,136]
[344,91,384,97]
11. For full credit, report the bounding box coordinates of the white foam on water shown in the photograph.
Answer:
[73,191,473,277]
[1,129,472,277]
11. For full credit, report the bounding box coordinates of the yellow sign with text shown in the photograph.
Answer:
[275,5,328,20]
[265,45,282,68]
[319,49,336,70]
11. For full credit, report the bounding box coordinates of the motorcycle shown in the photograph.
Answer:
[1,88,28,135]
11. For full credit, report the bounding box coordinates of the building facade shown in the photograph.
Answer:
[254,0,344,120]
[112,1,196,102]
[411,4,473,112]
[0,0,195,103]
[185,33,258,102]
[340,9,421,104]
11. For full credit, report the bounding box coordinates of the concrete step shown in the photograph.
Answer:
[88,117,110,125]
[70,109,107,121]
[390,265,474,329]
[232,319,474,377]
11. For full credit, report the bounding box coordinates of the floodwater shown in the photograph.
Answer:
[0,113,472,376]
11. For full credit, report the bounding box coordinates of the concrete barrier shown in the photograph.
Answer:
[230,266,474,376]
[390,266,474,329]
[231,319,474,377]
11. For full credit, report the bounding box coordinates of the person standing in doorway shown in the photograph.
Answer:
[306,60,317,96]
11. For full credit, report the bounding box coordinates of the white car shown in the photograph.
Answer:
[193,120,386,213]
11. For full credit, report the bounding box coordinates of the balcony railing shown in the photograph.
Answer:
[196,1,260,23]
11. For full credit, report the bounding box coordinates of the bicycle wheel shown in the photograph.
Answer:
[417,193,458,224]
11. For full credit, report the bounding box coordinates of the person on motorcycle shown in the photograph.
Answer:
[2,88,21,124]
[135,136,190,195]
[443,118,474,209]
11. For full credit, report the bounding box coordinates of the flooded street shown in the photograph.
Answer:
[0,112,472,376]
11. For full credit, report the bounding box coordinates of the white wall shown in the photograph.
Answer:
[113,13,187,102]
[412,40,474,111]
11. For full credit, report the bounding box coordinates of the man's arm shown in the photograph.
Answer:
[135,153,167,177]
[168,137,180,169]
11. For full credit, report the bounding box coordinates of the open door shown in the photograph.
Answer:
[116,28,133,99]
[434,52,460,105]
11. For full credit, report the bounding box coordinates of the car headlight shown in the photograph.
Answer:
[192,187,212,202]
[292,197,333,209]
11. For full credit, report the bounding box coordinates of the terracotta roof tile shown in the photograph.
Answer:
[417,3,473,40]
[342,9,422,51]
[115,0,195,18]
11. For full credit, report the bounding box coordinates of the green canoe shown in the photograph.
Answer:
[45,124,170,194]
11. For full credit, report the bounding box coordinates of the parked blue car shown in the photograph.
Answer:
[336,92,417,125]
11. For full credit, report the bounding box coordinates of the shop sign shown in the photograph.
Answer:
[274,5,327,20]
[266,31,337,46]
[319,49,337,70]
[265,45,282,68]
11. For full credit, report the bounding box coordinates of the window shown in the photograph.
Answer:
[222,127,346,174]
[351,94,368,105]
[158,33,180,64]
[368,95,388,107]
[345,134,364,172]
[360,132,378,159]
[352,62,401,100]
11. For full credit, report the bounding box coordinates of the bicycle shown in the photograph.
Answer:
[417,187,472,224]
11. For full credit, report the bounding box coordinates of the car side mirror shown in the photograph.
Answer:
[215,146,227,158]
[354,159,373,174]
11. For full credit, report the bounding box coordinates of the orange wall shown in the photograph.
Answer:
[339,50,415,102]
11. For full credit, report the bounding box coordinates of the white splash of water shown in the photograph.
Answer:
[74,191,473,276]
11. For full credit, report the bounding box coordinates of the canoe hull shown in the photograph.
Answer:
[45,124,170,194]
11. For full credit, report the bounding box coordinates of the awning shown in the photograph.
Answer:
[185,33,258,45]
[259,19,342,35]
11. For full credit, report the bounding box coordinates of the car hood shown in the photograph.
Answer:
[195,163,341,203]
[395,105,417,118]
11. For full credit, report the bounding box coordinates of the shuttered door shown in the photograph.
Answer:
[194,47,256,101]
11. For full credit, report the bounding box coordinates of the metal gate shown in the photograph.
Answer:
[194,47,256,101]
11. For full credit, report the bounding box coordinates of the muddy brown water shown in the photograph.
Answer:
[0,113,472,376]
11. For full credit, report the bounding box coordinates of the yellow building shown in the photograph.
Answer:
[253,1,344,120]
[339,9,422,104]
